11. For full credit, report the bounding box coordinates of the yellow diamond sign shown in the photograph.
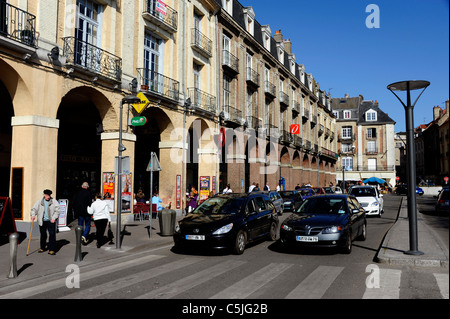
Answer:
[131,92,150,114]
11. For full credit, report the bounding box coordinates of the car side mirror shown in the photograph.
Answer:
[352,209,360,214]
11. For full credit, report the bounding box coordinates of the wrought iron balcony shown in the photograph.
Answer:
[0,2,37,48]
[280,130,293,144]
[305,140,312,151]
[365,148,378,155]
[136,68,180,101]
[246,67,260,87]
[279,91,289,107]
[292,101,301,114]
[191,28,212,57]
[318,124,324,136]
[188,87,216,114]
[302,107,309,120]
[221,105,243,127]
[264,81,276,98]
[246,116,262,130]
[338,165,395,172]
[142,0,178,33]
[222,50,239,74]
[293,135,303,148]
[63,37,122,82]
[265,123,279,139]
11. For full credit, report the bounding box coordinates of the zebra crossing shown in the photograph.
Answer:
[0,253,448,299]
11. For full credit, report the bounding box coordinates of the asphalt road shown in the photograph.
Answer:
[417,195,449,251]
[1,194,447,303]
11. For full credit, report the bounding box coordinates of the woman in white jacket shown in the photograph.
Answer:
[88,193,111,248]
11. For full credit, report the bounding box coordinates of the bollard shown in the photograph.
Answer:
[7,233,19,279]
[74,226,83,262]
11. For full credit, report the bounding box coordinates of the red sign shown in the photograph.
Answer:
[290,124,300,135]
[396,176,400,181]
[444,176,449,182]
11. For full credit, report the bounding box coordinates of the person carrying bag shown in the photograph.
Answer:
[87,193,111,248]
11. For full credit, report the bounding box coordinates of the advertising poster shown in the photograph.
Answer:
[199,176,210,201]
[121,173,132,212]
[103,172,115,212]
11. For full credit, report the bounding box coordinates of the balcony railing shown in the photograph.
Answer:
[246,67,260,87]
[221,105,243,125]
[338,165,395,172]
[292,101,301,114]
[137,68,180,101]
[0,2,37,47]
[188,87,216,114]
[222,50,239,74]
[302,108,309,120]
[293,135,303,148]
[142,0,178,32]
[63,37,122,82]
[365,148,378,155]
[280,130,293,144]
[264,81,276,98]
[191,28,212,57]
[246,116,262,130]
[265,124,279,139]
[279,91,289,106]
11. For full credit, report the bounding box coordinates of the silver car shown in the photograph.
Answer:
[266,191,284,215]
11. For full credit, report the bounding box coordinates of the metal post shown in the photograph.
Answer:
[149,152,154,238]
[387,80,429,256]
[116,100,124,249]
[74,226,83,262]
[404,83,422,255]
[7,233,19,279]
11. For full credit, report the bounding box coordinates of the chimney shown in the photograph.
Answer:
[344,93,349,98]
[284,38,292,54]
[433,106,441,121]
[274,29,283,43]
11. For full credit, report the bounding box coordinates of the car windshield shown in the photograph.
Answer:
[300,189,312,196]
[194,197,245,215]
[323,187,334,194]
[350,187,376,197]
[296,197,346,215]
[279,191,294,198]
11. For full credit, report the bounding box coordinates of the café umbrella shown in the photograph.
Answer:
[363,177,385,184]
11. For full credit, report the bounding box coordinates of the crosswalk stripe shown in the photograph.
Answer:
[61,257,200,299]
[362,269,401,299]
[136,260,246,299]
[434,273,449,299]
[0,254,165,299]
[210,263,293,299]
[285,266,344,299]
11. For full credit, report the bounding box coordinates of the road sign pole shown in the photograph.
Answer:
[149,153,154,238]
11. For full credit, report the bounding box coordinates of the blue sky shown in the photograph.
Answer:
[245,0,449,132]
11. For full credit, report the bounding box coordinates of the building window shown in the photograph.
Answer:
[342,126,352,139]
[366,110,377,121]
[368,158,377,171]
[342,157,353,171]
[223,75,231,110]
[367,128,377,139]
[367,141,377,153]
[333,111,339,119]
[343,110,351,119]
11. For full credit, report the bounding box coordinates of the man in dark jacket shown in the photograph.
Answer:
[73,182,93,244]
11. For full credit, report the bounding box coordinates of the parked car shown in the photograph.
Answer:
[396,184,425,196]
[349,185,384,217]
[279,190,303,212]
[279,194,367,254]
[267,191,284,215]
[298,188,316,200]
[435,188,449,214]
[312,187,326,195]
[173,193,279,254]
[323,187,335,194]
[332,186,343,194]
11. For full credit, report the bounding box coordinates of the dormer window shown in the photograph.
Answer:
[261,25,271,51]
[277,46,284,63]
[223,0,233,15]
[243,7,255,36]
[366,109,377,121]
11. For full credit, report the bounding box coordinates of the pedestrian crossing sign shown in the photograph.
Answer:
[132,92,150,114]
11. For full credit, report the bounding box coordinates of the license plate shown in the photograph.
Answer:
[296,236,318,242]
[186,235,205,240]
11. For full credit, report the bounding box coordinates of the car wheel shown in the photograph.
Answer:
[341,232,352,254]
[357,223,367,241]
[233,230,246,255]
[268,221,278,241]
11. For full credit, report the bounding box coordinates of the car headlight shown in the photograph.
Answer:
[212,223,233,235]
[370,201,379,207]
[284,201,291,205]
[322,226,342,234]
[281,224,293,231]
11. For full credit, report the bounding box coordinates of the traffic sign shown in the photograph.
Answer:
[396,176,400,181]
[146,152,162,172]
[444,176,449,183]
[290,124,300,135]
[131,116,147,126]
[131,92,150,114]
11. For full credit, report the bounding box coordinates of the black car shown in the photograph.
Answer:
[279,190,303,212]
[279,195,367,254]
[173,193,279,254]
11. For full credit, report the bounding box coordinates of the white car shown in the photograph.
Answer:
[349,186,384,217]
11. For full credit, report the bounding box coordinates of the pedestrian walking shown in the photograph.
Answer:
[30,189,60,255]
[72,182,93,244]
[87,193,111,248]
[187,187,199,213]
[223,184,232,194]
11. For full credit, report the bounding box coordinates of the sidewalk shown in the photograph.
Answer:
[376,197,449,268]
[0,215,180,286]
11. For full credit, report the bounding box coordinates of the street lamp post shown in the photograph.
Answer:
[116,95,141,249]
[387,80,430,256]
